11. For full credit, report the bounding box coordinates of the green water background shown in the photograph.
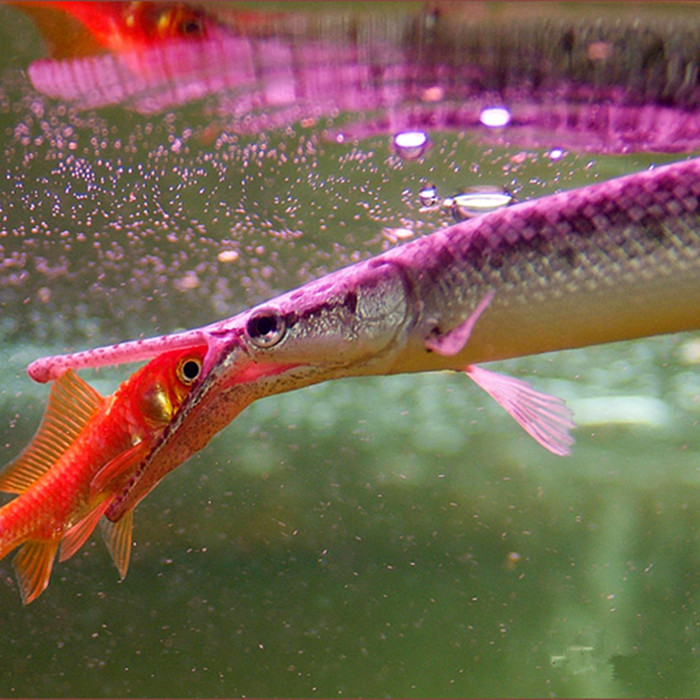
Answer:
[0,3,699,697]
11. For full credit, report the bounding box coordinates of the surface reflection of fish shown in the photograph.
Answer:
[14,1,211,57]
[27,159,700,525]
[15,3,700,153]
[0,347,204,604]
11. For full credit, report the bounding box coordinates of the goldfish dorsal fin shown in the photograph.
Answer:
[100,510,133,581]
[13,538,60,605]
[0,370,104,494]
[59,498,112,564]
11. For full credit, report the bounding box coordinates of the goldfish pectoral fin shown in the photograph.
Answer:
[424,292,495,356]
[465,365,576,456]
[90,442,151,496]
[99,510,134,581]
[13,539,60,605]
[0,370,104,494]
[59,499,112,564]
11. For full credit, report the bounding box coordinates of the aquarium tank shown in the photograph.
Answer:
[0,2,698,697]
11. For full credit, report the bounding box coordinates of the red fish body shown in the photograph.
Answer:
[0,346,205,604]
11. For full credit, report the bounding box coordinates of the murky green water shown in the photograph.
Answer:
[0,2,699,697]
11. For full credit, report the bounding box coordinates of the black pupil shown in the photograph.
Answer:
[181,360,200,382]
[181,18,203,35]
[250,315,278,338]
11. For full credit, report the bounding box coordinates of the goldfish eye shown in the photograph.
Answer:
[246,310,286,348]
[177,357,202,385]
[179,15,204,36]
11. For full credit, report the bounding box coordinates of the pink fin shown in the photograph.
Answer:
[100,510,134,580]
[465,365,575,456]
[425,292,495,356]
[13,539,60,605]
[59,498,112,563]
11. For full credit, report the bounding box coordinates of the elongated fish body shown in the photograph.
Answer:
[26,159,700,521]
[378,158,700,371]
[0,347,205,603]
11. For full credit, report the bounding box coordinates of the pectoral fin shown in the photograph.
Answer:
[100,510,134,580]
[59,498,113,563]
[465,365,575,456]
[90,441,151,496]
[424,292,495,356]
[13,539,60,605]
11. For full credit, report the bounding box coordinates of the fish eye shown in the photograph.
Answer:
[180,15,204,36]
[177,357,202,385]
[246,311,286,348]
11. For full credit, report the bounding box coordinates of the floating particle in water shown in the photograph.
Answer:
[393,130,429,160]
[174,270,201,291]
[217,249,239,263]
[586,41,613,61]
[548,148,565,161]
[448,187,513,221]
[421,86,445,102]
[479,106,511,128]
[381,227,415,244]
[550,646,597,675]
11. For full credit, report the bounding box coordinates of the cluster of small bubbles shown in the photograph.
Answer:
[0,72,587,347]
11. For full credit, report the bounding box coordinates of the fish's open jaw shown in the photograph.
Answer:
[103,336,264,521]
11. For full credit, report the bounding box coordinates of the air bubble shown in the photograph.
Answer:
[449,188,513,221]
[418,183,440,208]
[393,130,429,160]
[479,106,511,128]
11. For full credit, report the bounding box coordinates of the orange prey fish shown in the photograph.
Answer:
[0,346,205,604]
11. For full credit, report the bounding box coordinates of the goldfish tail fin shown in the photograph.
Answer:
[59,498,112,564]
[100,510,134,581]
[13,539,60,605]
[0,370,104,494]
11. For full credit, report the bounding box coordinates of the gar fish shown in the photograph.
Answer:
[27,159,700,526]
[0,346,205,604]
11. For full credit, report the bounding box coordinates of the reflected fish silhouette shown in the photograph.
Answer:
[27,159,700,525]
[14,4,700,152]
[13,1,211,58]
[0,347,205,604]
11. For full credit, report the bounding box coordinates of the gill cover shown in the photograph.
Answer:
[242,260,411,365]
